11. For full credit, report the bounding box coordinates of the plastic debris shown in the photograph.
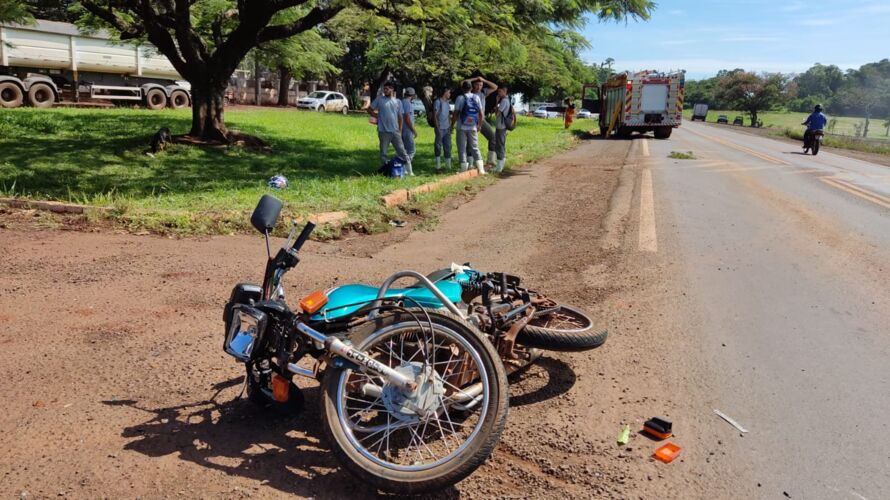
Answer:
[268,175,289,190]
[617,424,631,445]
[714,409,748,433]
[654,442,681,463]
[642,417,673,440]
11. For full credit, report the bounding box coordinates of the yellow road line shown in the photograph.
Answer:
[684,126,790,165]
[639,168,658,252]
[820,177,890,210]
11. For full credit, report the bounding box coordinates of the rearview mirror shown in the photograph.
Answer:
[251,195,283,234]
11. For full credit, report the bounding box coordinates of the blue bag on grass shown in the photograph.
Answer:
[379,157,406,179]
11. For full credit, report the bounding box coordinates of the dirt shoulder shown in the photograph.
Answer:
[0,137,694,498]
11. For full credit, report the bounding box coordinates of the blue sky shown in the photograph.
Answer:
[580,0,890,80]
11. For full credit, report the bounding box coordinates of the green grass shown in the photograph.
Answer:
[683,108,890,141]
[668,151,696,160]
[0,107,579,234]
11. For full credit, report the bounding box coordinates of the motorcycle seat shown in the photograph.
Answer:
[312,281,463,321]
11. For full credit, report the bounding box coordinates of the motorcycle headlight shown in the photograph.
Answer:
[224,305,268,362]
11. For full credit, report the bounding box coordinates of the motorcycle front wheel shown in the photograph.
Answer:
[320,308,508,494]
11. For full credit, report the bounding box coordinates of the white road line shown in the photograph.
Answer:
[641,139,650,157]
[639,168,658,252]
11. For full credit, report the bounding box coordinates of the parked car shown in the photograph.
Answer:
[411,99,426,117]
[576,109,596,119]
[716,114,729,124]
[732,115,744,126]
[296,91,349,114]
[533,105,561,119]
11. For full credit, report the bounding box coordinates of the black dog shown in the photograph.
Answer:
[145,127,172,156]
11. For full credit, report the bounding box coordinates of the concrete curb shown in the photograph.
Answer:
[381,170,480,207]
[0,197,110,214]
[0,197,349,227]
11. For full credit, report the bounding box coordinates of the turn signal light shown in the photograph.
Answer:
[300,290,328,314]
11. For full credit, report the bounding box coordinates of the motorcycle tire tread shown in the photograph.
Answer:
[517,305,608,352]
[319,308,509,494]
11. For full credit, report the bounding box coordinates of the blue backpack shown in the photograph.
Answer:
[460,94,481,127]
[380,157,406,178]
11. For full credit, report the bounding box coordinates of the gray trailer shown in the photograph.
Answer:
[0,19,189,109]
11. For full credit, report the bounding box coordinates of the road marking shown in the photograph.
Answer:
[639,168,658,252]
[820,176,890,210]
[684,126,790,165]
[640,139,650,157]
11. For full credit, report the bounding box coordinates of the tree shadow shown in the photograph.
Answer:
[105,376,461,499]
[0,110,388,201]
[507,356,577,407]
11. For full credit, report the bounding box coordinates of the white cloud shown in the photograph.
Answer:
[797,18,839,26]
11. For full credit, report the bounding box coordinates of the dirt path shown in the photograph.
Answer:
[0,137,695,498]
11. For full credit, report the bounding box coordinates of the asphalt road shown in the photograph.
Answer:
[643,122,890,499]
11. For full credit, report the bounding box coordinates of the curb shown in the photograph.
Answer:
[0,197,110,214]
[381,170,480,207]
[0,197,349,227]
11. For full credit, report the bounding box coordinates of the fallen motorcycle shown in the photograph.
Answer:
[223,195,508,494]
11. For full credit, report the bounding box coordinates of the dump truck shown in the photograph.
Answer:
[582,70,685,139]
[0,19,189,109]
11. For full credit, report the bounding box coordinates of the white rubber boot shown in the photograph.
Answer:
[475,159,486,175]
[494,159,505,173]
[406,160,415,176]
[487,151,496,167]
[445,158,452,170]
[460,162,468,172]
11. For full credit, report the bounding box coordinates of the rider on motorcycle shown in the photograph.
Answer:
[802,104,827,152]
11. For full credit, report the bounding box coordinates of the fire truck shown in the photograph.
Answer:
[582,70,685,139]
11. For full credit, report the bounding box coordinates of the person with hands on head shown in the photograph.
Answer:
[465,76,498,168]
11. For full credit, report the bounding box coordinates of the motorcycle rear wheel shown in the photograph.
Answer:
[812,140,820,155]
[320,308,508,494]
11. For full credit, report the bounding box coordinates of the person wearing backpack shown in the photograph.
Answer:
[433,88,453,170]
[453,80,485,174]
[493,86,516,173]
[466,76,498,168]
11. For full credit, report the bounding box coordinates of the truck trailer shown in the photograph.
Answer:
[582,70,685,139]
[0,19,189,110]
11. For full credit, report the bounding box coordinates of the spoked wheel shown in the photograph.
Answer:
[517,301,608,351]
[321,309,507,494]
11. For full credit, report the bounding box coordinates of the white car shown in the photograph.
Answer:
[533,106,560,119]
[296,91,349,114]
[577,109,596,119]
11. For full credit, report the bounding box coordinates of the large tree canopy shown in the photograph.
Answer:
[716,71,787,127]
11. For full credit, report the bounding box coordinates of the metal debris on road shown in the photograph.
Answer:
[714,409,748,433]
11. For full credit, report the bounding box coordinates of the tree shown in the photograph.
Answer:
[76,1,395,143]
[833,61,890,137]
[716,71,787,127]
[254,26,342,107]
[0,0,31,23]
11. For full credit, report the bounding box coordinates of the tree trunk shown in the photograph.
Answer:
[749,110,758,128]
[277,67,291,107]
[189,79,229,143]
[863,111,870,138]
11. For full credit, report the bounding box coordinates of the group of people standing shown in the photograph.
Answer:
[368,76,513,176]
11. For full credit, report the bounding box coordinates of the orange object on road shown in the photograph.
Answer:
[654,442,681,463]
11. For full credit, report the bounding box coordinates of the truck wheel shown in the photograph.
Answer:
[27,83,55,108]
[169,90,190,109]
[654,127,672,139]
[617,126,632,139]
[599,125,608,137]
[144,88,167,110]
[0,82,24,108]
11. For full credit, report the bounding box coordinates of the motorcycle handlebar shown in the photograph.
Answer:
[292,222,315,252]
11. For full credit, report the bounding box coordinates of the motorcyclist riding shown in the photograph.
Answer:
[802,104,827,153]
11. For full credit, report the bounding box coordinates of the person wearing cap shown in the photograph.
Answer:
[464,76,498,168]
[400,87,418,176]
[452,80,485,174]
[368,81,410,173]
[433,88,453,170]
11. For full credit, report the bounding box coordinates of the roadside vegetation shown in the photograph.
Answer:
[0,107,580,234]
[668,151,696,160]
